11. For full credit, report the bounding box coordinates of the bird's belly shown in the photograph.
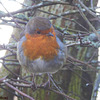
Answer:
[28,56,64,73]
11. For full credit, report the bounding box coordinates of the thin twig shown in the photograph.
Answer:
[0,85,21,98]
[90,0,94,9]
[4,82,35,100]
[48,73,63,93]
[0,76,7,83]
[0,53,16,59]
[38,86,76,100]
[1,18,27,25]
[77,0,100,20]
[0,22,20,28]
[0,1,23,29]
[0,44,16,53]
[9,81,32,88]
[67,55,95,70]
[0,1,69,18]
[2,62,19,77]
[76,4,100,41]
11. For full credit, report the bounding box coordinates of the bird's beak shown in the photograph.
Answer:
[47,32,54,37]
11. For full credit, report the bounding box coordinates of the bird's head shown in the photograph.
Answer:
[25,17,55,37]
[22,17,59,60]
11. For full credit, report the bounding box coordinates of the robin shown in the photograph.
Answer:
[17,17,66,74]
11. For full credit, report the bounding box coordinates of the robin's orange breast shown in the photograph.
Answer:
[22,32,60,60]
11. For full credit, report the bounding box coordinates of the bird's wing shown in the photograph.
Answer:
[55,30,64,42]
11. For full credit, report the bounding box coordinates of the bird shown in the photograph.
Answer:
[17,17,66,74]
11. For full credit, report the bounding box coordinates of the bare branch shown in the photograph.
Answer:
[77,0,100,20]
[67,55,96,70]
[4,81,35,100]
[76,4,100,41]
[0,44,16,53]
[0,1,23,29]
[0,1,69,18]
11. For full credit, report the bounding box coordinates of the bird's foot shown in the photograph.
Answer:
[31,74,37,91]
[31,82,37,91]
[42,79,51,88]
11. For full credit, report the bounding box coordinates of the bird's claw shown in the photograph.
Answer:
[43,80,51,88]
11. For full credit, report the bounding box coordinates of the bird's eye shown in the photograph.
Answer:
[37,31,41,34]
